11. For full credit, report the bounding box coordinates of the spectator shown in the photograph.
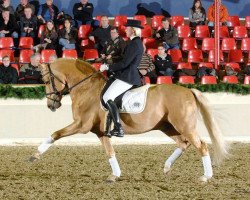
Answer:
[97,27,126,64]
[138,44,157,84]
[20,6,37,37]
[0,55,18,84]
[15,0,35,21]
[89,15,112,53]
[19,53,43,84]
[207,0,228,27]
[189,0,206,27]
[37,0,62,25]
[0,0,15,15]
[58,18,78,50]
[0,9,18,39]
[154,44,174,76]
[154,17,179,50]
[33,20,57,52]
[73,0,94,27]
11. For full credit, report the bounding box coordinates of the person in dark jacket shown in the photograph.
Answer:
[15,0,35,21]
[154,17,179,50]
[73,0,94,27]
[89,15,111,53]
[20,6,37,37]
[0,9,18,38]
[0,55,18,84]
[18,53,43,84]
[0,0,15,15]
[100,19,144,138]
[154,44,174,76]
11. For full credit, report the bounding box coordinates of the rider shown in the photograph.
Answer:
[100,19,144,137]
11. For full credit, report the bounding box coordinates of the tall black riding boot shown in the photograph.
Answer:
[106,100,124,137]
[104,113,112,138]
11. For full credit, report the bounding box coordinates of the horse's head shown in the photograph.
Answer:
[39,63,67,112]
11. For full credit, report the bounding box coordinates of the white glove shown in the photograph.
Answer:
[100,64,109,72]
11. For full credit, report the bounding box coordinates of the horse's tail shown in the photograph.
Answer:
[191,89,229,164]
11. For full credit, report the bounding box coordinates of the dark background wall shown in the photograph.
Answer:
[12,0,250,18]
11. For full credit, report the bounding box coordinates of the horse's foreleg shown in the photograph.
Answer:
[99,136,121,183]
[29,121,81,162]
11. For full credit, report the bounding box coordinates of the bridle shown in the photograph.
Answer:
[43,64,100,103]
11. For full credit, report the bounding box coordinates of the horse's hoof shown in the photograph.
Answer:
[106,174,119,183]
[198,175,212,183]
[28,154,40,163]
[163,166,171,175]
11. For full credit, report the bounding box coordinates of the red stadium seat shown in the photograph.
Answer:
[147,49,158,61]
[143,37,158,49]
[78,25,92,39]
[0,37,14,49]
[177,25,191,39]
[19,37,34,49]
[156,76,173,84]
[144,76,151,84]
[141,25,152,38]
[228,50,244,63]
[40,49,56,63]
[182,37,197,51]
[232,26,248,40]
[168,49,183,63]
[81,38,95,49]
[244,76,250,84]
[151,15,164,30]
[83,49,99,61]
[245,16,250,29]
[0,49,15,63]
[118,25,127,37]
[187,49,203,63]
[208,50,224,63]
[62,49,78,59]
[177,62,192,69]
[241,38,250,52]
[195,25,210,39]
[221,38,236,52]
[179,76,195,84]
[114,15,127,27]
[201,76,217,84]
[19,49,34,64]
[219,26,230,39]
[11,64,19,75]
[170,16,184,28]
[199,62,213,68]
[223,76,239,84]
[133,15,147,25]
[38,25,46,38]
[225,63,241,72]
[227,16,240,29]
[202,38,215,52]
[95,15,102,23]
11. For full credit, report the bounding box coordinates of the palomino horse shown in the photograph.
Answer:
[29,58,228,183]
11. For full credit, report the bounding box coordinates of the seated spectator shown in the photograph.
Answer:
[0,0,15,15]
[20,6,37,37]
[19,53,43,84]
[207,0,228,27]
[15,0,35,21]
[37,0,62,25]
[33,20,57,52]
[138,44,157,84]
[189,0,206,27]
[58,18,78,50]
[73,0,94,27]
[0,55,18,84]
[89,15,112,53]
[154,44,174,76]
[0,9,18,39]
[48,54,57,63]
[196,66,217,80]
[154,17,179,50]
[96,27,126,64]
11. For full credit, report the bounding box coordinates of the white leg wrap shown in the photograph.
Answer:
[202,155,213,178]
[38,137,54,154]
[109,156,121,177]
[165,148,183,167]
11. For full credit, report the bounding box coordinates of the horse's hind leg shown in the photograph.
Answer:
[29,121,81,162]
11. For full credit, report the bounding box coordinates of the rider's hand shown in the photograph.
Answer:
[100,64,109,72]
